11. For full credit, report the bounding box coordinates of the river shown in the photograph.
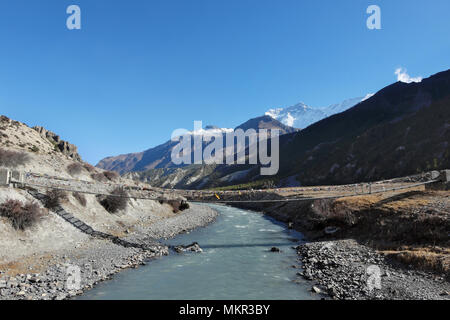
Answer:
[78,204,316,300]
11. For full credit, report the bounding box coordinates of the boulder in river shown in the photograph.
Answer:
[174,242,203,253]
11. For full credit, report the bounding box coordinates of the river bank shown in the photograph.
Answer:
[295,239,449,300]
[0,203,217,300]
[222,188,449,300]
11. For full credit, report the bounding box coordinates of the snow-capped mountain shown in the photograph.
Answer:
[265,94,374,129]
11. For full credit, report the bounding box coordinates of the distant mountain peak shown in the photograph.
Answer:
[235,115,298,134]
[265,95,372,129]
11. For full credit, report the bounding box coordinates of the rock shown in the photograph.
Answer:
[270,247,281,252]
[28,276,41,283]
[33,126,82,161]
[174,242,203,253]
[312,286,321,294]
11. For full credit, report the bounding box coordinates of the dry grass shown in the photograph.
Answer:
[381,247,450,276]
[0,254,55,277]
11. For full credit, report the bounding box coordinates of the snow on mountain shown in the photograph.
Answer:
[265,95,373,129]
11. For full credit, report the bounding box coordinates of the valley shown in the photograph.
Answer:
[0,70,449,301]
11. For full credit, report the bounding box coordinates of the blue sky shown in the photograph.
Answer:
[0,0,449,164]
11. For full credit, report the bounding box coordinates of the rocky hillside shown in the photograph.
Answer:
[132,69,450,189]
[0,116,81,162]
[0,115,188,268]
[97,116,297,175]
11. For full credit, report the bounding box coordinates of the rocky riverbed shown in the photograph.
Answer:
[0,203,217,300]
[295,239,450,300]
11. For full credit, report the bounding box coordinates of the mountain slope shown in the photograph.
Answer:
[135,69,450,189]
[277,70,450,185]
[96,116,297,175]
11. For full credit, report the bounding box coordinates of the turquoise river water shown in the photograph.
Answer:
[79,204,316,300]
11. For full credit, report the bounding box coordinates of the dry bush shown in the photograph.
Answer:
[103,171,119,181]
[44,189,68,210]
[91,172,108,182]
[163,200,190,213]
[67,163,84,176]
[0,148,30,167]
[83,163,96,173]
[179,201,190,211]
[98,188,128,214]
[73,192,87,207]
[0,199,43,230]
[91,171,119,182]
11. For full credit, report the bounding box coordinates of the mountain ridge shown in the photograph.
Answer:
[127,69,450,189]
[96,115,297,174]
[265,95,373,129]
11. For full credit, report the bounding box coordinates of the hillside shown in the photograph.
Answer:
[277,69,450,186]
[0,115,189,271]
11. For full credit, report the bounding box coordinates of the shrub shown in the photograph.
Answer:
[99,188,128,214]
[67,162,84,176]
[83,163,96,173]
[166,200,190,213]
[30,146,39,153]
[73,192,87,207]
[0,199,43,230]
[0,148,30,167]
[43,189,68,210]
[91,171,119,182]
[91,172,108,182]
[103,171,119,181]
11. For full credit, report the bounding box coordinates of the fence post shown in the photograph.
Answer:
[0,168,11,187]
